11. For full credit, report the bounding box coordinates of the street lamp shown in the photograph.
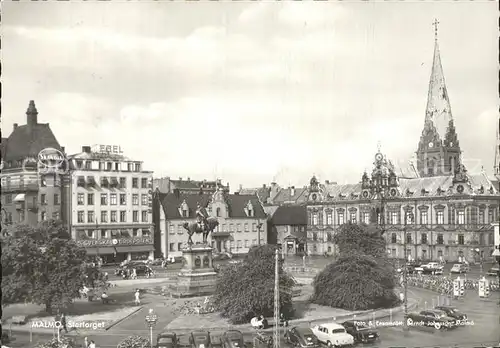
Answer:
[145,308,158,347]
[403,208,414,331]
[257,221,263,245]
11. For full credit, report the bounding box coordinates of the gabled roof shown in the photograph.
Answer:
[238,187,271,204]
[271,205,307,226]
[3,124,62,161]
[272,187,308,204]
[159,192,267,220]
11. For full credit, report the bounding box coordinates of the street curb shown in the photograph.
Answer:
[104,306,144,331]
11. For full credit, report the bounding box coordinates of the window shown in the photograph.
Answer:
[111,211,117,222]
[391,233,397,243]
[41,211,47,221]
[216,208,221,217]
[110,193,117,205]
[244,240,249,248]
[107,162,112,171]
[177,225,183,234]
[76,160,83,169]
[338,213,345,225]
[120,194,126,205]
[133,211,139,222]
[120,177,126,188]
[421,233,428,244]
[458,234,464,245]
[363,212,370,224]
[100,194,108,205]
[406,233,412,244]
[391,212,398,225]
[326,212,332,225]
[237,224,242,232]
[312,213,318,225]
[488,209,493,223]
[141,178,148,188]
[244,223,249,232]
[237,240,242,249]
[52,212,59,220]
[230,224,234,232]
[420,211,428,225]
[135,163,141,172]
[437,234,444,245]
[87,230,94,238]
[405,212,413,224]
[457,210,465,225]
[169,225,175,234]
[182,209,188,218]
[101,211,108,223]
[178,242,183,250]
[312,232,317,241]
[132,194,139,205]
[132,178,138,188]
[128,163,133,171]
[6,194,12,204]
[54,194,59,205]
[436,211,444,225]
[87,193,94,205]
[252,239,257,245]
[169,243,175,252]
[142,211,148,222]
[248,209,253,217]
[120,211,126,222]
[141,194,148,205]
[252,223,257,231]
[77,193,84,205]
[85,161,91,170]
[88,211,94,223]
[350,212,356,224]
[478,210,485,224]
[77,211,84,223]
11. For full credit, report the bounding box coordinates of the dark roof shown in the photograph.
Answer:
[239,187,271,203]
[3,124,62,161]
[271,205,307,225]
[272,187,308,204]
[159,192,267,219]
[1,138,8,159]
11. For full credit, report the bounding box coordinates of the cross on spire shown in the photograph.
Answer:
[432,19,439,41]
[377,141,382,153]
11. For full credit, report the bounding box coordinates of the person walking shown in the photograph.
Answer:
[60,312,68,333]
[88,340,96,348]
[83,336,88,348]
[134,289,141,305]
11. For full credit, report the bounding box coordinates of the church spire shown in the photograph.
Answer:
[424,19,453,142]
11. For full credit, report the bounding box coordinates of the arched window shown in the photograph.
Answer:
[216,207,221,217]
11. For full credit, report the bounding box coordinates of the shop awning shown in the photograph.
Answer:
[116,245,154,253]
[492,249,500,257]
[14,194,26,202]
[86,247,117,255]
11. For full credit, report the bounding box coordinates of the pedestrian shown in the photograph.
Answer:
[60,312,68,333]
[84,336,88,348]
[131,268,137,280]
[88,340,96,348]
[134,289,141,305]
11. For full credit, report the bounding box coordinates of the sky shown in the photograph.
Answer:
[2,1,498,189]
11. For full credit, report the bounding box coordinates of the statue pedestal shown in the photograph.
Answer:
[169,244,217,298]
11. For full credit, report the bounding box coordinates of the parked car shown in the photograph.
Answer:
[450,263,469,274]
[486,267,499,277]
[221,330,244,348]
[434,306,467,321]
[284,326,319,348]
[189,331,211,348]
[311,323,354,347]
[157,332,179,348]
[421,262,444,275]
[405,310,456,330]
[340,320,379,343]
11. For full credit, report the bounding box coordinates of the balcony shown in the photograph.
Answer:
[76,236,153,248]
[2,183,39,192]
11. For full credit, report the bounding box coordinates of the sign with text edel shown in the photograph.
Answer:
[92,145,123,154]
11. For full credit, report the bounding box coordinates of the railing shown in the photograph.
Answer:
[76,236,153,247]
[2,183,39,192]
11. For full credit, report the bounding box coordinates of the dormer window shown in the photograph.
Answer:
[179,200,189,218]
[421,188,429,196]
[182,209,188,217]
[406,189,414,197]
[245,201,254,217]
[436,187,443,195]
[216,207,221,217]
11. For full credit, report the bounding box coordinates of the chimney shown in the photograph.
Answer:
[13,123,18,131]
[239,184,243,192]
[290,186,295,197]
[187,177,191,181]
[173,188,180,198]
[325,180,330,184]
[179,177,182,181]
[26,100,38,129]
[262,184,267,188]
[82,146,91,153]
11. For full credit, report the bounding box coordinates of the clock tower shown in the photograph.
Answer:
[416,20,462,177]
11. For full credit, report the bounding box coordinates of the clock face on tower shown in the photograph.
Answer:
[375,153,383,161]
[428,142,434,148]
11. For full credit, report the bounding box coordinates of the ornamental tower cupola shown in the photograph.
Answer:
[416,20,462,177]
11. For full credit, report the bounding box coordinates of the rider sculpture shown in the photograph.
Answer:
[183,203,219,246]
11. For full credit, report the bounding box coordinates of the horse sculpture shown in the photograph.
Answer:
[182,216,219,245]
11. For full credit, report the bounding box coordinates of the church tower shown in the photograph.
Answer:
[495,114,500,176]
[416,20,462,177]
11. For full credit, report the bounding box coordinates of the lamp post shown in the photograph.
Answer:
[403,208,414,331]
[145,308,158,347]
[257,221,263,245]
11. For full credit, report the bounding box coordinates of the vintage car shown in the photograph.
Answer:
[340,321,379,343]
[253,333,273,348]
[156,332,179,348]
[434,306,467,321]
[405,310,456,330]
[189,331,211,348]
[311,323,354,347]
[450,263,469,274]
[221,330,244,348]
[420,262,444,275]
[284,326,319,348]
[486,267,499,277]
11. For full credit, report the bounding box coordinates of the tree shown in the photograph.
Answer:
[1,220,108,313]
[34,337,78,348]
[117,335,151,348]
[213,244,295,324]
[311,223,400,311]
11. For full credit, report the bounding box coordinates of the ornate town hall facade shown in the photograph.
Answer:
[305,25,499,262]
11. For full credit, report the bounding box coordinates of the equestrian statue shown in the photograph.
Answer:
[182,203,219,245]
